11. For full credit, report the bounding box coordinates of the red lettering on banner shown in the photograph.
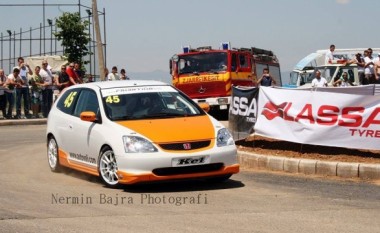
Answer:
[262,101,380,129]
[316,105,339,125]
[349,128,380,138]
[349,129,356,136]
[295,104,315,124]
[359,129,366,136]
[283,102,294,121]
[339,107,364,127]
[362,108,380,128]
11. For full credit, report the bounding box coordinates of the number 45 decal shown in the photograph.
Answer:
[64,92,77,108]
[105,96,120,103]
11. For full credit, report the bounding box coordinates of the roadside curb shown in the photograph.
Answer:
[0,119,47,126]
[238,151,380,180]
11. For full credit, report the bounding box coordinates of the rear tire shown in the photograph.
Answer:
[47,136,61,172]
[98,146,120,188]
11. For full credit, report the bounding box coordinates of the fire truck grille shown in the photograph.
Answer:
[159,140,211,151]
[178,82,227,98]
[152,163,224,176]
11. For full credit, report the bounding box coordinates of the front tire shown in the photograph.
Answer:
[98,147,120,188]
[47,136,61,172]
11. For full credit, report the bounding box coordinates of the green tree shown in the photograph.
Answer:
[55,12,91,64]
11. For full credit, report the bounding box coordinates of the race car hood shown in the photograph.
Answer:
[116,115,215,143]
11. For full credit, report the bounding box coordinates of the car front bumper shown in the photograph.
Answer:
[115,146,239,184]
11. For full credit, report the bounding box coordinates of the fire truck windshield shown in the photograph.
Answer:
[178,52,227,74]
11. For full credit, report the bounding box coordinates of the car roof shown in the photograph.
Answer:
[71,80,170,90]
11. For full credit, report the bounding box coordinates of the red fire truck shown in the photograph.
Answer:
[169,43,281,113]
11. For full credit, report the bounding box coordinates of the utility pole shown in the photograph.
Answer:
[92,0,105,81]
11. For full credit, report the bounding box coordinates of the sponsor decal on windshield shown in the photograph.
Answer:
[102,86,175,97]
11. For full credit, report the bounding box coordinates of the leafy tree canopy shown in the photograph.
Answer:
[55,12,90,65]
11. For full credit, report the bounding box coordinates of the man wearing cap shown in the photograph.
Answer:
[351,53,365,85]
[374,53,380,83]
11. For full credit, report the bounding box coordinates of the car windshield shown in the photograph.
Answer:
[178,52,228,74]
[101,86,205,121]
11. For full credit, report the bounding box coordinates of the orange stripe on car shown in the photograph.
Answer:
[58,148,99,176]
[116,164,239,185]
[116,115,215,143]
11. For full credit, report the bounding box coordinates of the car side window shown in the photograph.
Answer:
[73,89,99,117]
[56,89,81,115]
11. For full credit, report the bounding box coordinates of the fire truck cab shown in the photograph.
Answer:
[170,43,281,113]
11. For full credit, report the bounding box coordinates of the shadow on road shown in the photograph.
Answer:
[122,178,244,193]
[61,168,244,192]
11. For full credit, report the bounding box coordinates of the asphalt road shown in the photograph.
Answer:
[1,125,380,233]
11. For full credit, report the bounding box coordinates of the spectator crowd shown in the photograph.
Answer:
[313,45,380,87]
[0,57,130,119]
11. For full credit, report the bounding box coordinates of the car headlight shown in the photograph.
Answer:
[216,128,235,147]
[123,136,158,153]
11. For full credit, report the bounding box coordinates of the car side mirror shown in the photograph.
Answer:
[198,103,210,112]
[80,111,97,122]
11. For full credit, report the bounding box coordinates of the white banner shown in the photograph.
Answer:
[275,84,380,96]
[255,87,380,150]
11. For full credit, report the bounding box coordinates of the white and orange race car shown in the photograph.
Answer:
[46,80,239,187]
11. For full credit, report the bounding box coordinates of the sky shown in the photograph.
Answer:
[1,0,380,80]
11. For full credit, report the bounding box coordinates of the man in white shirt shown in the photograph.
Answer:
[107,66,120,81]
[6,68,23,118]
[39,61,54,117]
[311,70,328,87]
[364,48,375,84]
[325,44,335,64]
